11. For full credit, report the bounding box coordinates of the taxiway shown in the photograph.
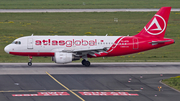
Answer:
[0,62,180,74]
[0,63,179,101]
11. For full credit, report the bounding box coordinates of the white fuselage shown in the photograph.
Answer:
[4,36,121,55]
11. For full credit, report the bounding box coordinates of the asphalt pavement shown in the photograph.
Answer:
[0,74,179,101]
[0,63,179,101]
[0,63,180,74]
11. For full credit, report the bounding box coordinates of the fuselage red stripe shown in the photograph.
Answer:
[9,52,54,56]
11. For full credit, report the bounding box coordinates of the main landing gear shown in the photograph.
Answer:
[28,56,32,66]
[82,59,90,67]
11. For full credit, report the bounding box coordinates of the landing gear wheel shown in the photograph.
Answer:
[28,56,33,66]
[82,59,90,67]
[28,62,32,66]
[84,61,90,67]
[82,59,86,65]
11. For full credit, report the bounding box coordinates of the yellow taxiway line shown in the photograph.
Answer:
[46,72,85,101]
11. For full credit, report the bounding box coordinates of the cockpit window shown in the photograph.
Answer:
[12,41,21,44]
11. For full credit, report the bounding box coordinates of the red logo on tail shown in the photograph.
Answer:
[144,14,166,35]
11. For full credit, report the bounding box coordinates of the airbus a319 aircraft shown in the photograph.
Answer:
[4,7,174,67]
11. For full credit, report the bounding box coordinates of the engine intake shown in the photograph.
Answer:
[52,52,80,64]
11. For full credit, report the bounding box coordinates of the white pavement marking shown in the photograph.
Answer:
[12,92,70,96]
[79,92,139,96]
[0,62,180,74]
[0,9,180,13]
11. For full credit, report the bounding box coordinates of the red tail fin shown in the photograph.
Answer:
[135,7,171,38]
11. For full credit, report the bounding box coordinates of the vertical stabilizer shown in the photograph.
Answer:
[135,7,171,38]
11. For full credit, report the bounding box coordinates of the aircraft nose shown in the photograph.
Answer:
[4,45,10,53]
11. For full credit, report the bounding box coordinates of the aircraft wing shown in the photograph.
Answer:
[62,46,109,56]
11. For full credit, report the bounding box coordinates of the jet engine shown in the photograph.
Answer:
[52,52,80,63]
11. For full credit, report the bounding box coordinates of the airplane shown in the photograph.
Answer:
[4,7,174,67]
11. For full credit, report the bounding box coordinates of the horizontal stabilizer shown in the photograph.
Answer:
[149,40,171,45]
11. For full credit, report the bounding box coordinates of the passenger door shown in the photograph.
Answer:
[27,38,33,49]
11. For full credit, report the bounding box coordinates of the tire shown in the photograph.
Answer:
[84,61,90,67]
[28,62,32,66]
[82,59,86,65]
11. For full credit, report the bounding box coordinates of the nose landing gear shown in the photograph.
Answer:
[28,56,32,66]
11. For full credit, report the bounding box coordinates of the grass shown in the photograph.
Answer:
[162,76,180,91]
[0,0,180,9]
[0,12,180,63]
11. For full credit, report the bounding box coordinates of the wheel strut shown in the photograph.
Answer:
[28,56,33,66]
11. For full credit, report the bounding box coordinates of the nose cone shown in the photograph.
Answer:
[4,45,10,54]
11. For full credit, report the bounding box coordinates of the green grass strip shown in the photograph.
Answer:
[0,0,180,9]
[162,76,180,91]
